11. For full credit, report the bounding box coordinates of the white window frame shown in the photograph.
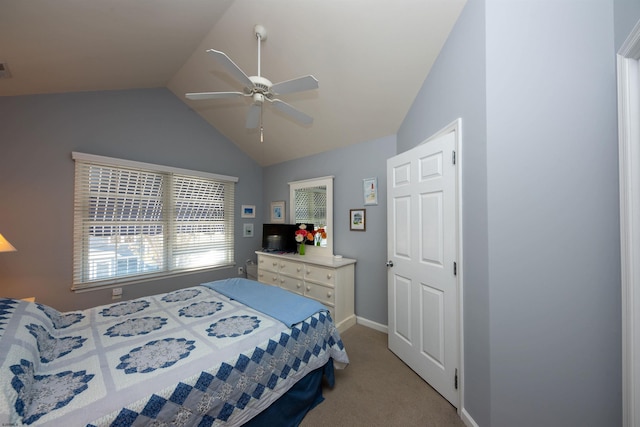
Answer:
[71,152,238,291]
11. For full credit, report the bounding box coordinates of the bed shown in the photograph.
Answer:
[0,278,349,426]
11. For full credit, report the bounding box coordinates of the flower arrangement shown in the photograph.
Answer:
[314,228,327,246]
[295,224,313,242]
[295,224,317,255]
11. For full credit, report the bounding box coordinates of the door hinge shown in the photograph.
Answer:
[452,150,456,165]
[453,262,457,276]
[455,368,458,390]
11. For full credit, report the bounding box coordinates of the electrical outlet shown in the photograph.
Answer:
[238,266,244,275]
[112,288,122,300]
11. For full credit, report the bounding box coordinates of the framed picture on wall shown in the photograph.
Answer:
[363,177,378,205]
[241,205,255,218]
[270,201,285,223]
[350,209,366,231]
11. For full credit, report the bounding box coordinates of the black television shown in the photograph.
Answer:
[262,223,314,253]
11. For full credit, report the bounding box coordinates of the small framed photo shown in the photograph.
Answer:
[270,201,285,223]
[243,223,254,237]
[363,177,378,205]
[350,209,366,231]
[241,205,255,218]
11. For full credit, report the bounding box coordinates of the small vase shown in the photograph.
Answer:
[299,243,305,255]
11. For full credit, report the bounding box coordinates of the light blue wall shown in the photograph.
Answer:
[486,1,619,426]
[0,88,263,311]
[615,0,640,48]
[398,0,491,424]
[400,0,623,426]
[263,135,396,326]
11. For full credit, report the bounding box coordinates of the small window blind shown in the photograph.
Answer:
[72,153,237,290]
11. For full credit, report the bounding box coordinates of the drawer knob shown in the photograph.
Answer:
[306,286,311,292]
[297,283,302,288]
[327,273,332,279]
[327,291,332,298]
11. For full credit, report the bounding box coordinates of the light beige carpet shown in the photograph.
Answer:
[300,324,465,427]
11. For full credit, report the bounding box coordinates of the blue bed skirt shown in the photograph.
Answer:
[244,359,336,427]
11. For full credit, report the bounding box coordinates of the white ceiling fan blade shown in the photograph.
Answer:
[271,75,319,95]
[246,104,261,129]
[206,49,254,89]
[185,91,244,100]
[271,99,313,125]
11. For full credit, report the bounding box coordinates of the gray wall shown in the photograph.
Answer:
[398,0,490,424]
[0,88,263,311]
[486,1,619,426]
[263,135,396,326]
[615,0,640,48]
[400,0,624,426]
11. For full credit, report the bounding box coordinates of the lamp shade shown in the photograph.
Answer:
[0,233,16,252]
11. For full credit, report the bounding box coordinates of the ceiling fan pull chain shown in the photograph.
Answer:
[260,107,264,143]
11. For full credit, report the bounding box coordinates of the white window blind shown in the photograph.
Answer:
[72,153,237,290]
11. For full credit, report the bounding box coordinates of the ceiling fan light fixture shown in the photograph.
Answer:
[252,93,264,105]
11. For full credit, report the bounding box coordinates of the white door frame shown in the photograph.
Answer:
[617,18,640,427]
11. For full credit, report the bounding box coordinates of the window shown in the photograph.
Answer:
[72,152,238,290]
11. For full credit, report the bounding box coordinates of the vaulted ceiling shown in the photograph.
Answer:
[0,0,466,166]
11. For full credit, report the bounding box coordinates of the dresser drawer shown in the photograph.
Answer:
[257,268,279,286]
[258,255,280,273]
[305,282,335,307]
[278,260,305,279]
[304,264,336,286]
[279,275,304,295]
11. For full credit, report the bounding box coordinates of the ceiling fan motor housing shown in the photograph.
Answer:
[248,76,274,99]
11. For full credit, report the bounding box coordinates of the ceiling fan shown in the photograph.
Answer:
[186,24,318,135]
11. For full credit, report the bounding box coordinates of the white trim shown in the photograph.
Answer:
[72,152,239,183]
[71,264,235,293]
[289,176,335,257]
[287,175,335,186]
[617,18,640,427]
[356,316,388,333]
[460,408,480,427]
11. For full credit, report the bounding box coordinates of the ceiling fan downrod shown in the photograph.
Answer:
[254,24,267,78]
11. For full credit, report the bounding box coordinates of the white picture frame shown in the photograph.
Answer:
[241,205,255,218]
[270,201,285,223]
[363,177,378,205]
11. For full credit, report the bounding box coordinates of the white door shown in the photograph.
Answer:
[387,129,459,406]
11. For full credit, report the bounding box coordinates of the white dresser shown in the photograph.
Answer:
[255,251,356,332]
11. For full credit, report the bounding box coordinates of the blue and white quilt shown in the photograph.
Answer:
[0,280,349,426]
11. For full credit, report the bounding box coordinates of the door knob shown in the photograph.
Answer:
[386,260,394,267]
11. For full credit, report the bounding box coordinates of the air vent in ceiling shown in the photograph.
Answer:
[0,62,12,79]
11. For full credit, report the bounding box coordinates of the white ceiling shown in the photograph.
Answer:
[0,0,466,166]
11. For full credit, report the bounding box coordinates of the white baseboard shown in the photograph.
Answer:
[460,408,479,427]
[356,316,388,333]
